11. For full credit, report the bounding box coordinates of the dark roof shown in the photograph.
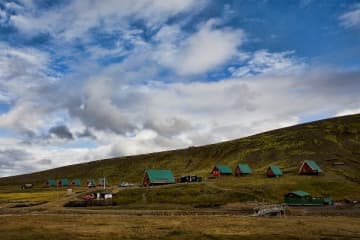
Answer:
[269,165,283,176]
[303,160,323,172]
[215,165,232,174]
[145,169,175,184]
[237,163,252,174]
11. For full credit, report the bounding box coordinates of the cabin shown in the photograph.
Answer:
[46,179,57,187]
[180,175,202,183]
[299,160,323,175]
[284,190,311,205]
[211,165,232,177]
[72,179,81,187]
[235,163,252,176]
[266,165,283,177]
[87,179,96,188]
[143,169,175,186]
[284,190,333,206]
[58,178,70,187]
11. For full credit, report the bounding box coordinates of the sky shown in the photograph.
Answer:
[0,0,359,177]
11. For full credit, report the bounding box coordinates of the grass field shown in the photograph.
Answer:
[1,214,359,240]
[0,114,359,239]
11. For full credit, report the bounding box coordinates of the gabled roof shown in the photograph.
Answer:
[303,160,323,172]
[237,163,252,174]
[59,178,69,185]
[47,179,57,187]
[269,165,283,176]
[73,179,81,186]
[289,190,310,197]
[145,169,175,183]
[215,165,232,174]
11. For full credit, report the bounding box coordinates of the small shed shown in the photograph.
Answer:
[299,160,323,175]
[143,169,175,186]
[72,179,81,187]
[235,163,252,176]
[96,192,113,200]
[266,165,283,177]
[180,175,202,183]
[58,178,70,187]
[47,179,57,187]
[87,179,96,188]
[211,165,232,177]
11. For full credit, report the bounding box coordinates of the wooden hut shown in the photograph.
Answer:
[46,179,57,187]
[235,163,252,176]
[299,160,323,175]
[266,165,283,177]
[211,165,232,177]
[72,179,81,187]
[58,178,70,187]
[143,169,175,186]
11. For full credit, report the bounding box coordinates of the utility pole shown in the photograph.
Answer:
[103,176,106,190]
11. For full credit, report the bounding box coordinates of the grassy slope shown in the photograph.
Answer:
[2,214,360,240]
[1,114,360,203]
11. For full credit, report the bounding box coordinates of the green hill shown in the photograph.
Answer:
[1,114,360,203]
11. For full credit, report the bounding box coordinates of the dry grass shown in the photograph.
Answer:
[0,214,359,240]
[0,190,68,202]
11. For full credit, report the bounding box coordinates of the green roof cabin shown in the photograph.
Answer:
[266,165,283,177]
[235,163,252,176]
[211,165,232,177]
[46,179,57,187]
[72,179,81,187]
[143,169,175,186]
[284,190,333,206]
[299,160,323,175]
[87,179,96,188]
[58,178,70,187]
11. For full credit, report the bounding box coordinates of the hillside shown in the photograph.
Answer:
[1,114,360,202]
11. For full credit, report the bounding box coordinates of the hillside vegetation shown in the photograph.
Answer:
[1,114,360,203]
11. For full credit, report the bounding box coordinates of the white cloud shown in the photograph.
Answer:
[335,108,360,117]
[339,4,360,29]
[229,50,305,77]
[9,0,203,40]
[154,20,245,75]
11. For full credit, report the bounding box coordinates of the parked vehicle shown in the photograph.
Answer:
[120,182,129,187]
[21,183,33,189]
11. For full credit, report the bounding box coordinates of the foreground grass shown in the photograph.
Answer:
[0,214,359,240]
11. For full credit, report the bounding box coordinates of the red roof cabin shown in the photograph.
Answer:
[299,160,323,175]
[211,165,232,177]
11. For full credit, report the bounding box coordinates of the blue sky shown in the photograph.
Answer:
[0,0,359,176]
